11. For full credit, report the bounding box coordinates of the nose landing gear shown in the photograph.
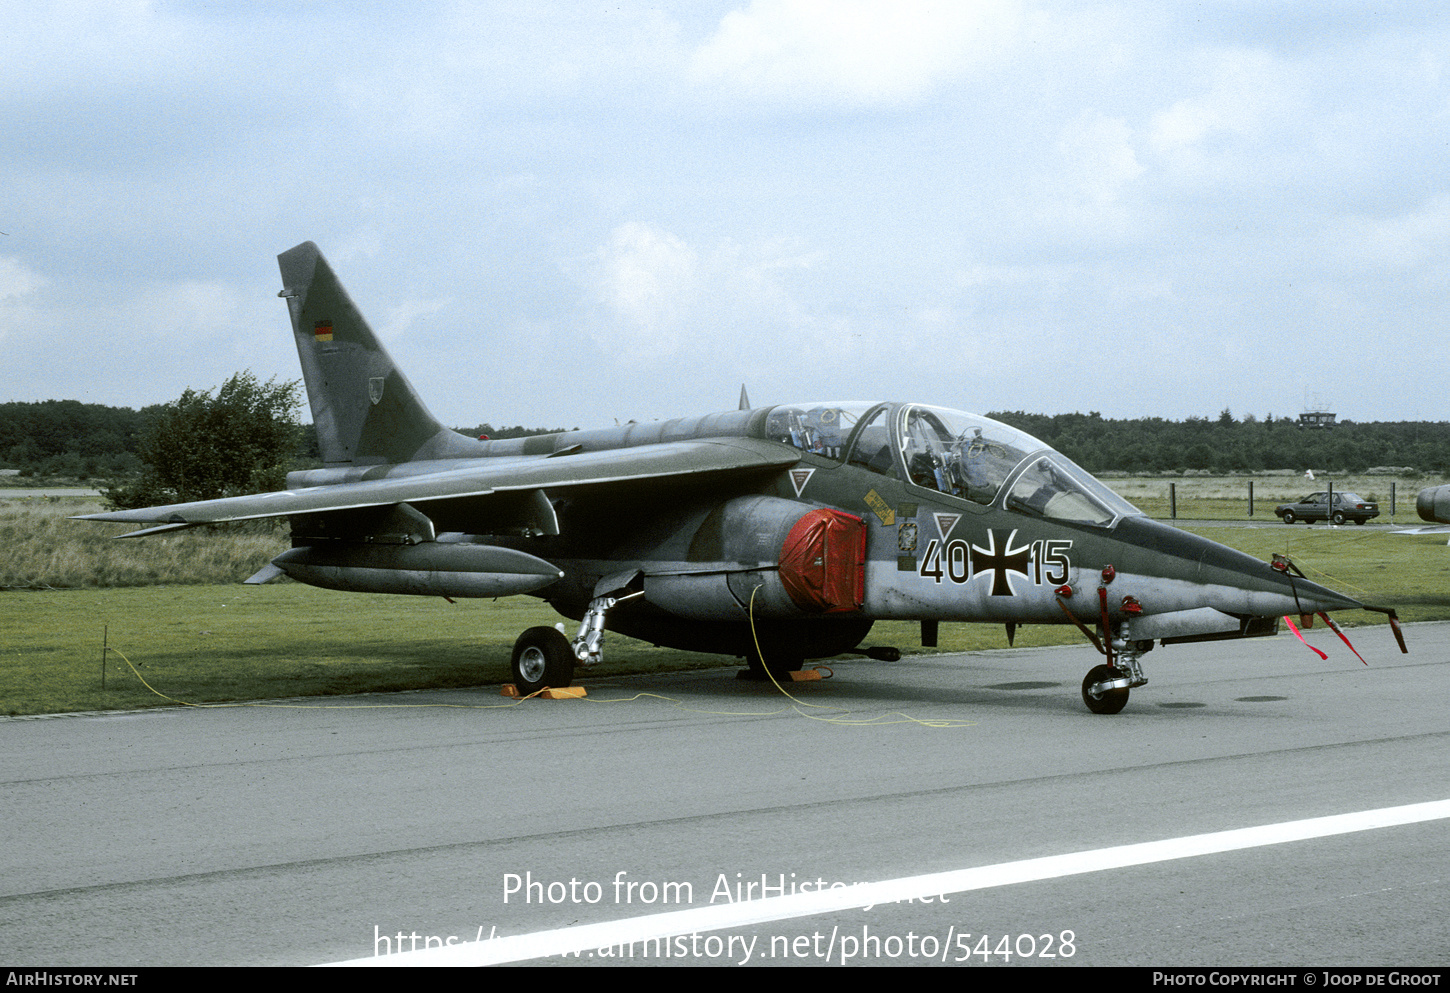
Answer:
[1081,633,1152,714]
[1058,579,1152,714]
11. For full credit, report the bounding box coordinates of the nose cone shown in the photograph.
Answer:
[1111,516,1362,615]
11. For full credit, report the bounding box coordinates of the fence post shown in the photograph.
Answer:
[1248,480,1254,518]
[1170,482,1176,519]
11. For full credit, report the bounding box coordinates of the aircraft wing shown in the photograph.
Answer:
[1392,525,1450,535]
[77,437,798,534]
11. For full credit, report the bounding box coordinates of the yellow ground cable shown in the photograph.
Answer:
[571,691,793,718]
[1291,556,1374,598]
[746,586,976,729]
[1275,532,1375,598]
[107,617,973,727]
[107,646,542,710]
[745,588,848,713]
[108,642,803,716]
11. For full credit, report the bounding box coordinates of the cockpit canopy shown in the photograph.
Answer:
[763,402,1141,528]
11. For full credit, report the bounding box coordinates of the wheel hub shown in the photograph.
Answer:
[518,647,547,683]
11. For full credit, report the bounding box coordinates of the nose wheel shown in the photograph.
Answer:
[1081,664,1131,714]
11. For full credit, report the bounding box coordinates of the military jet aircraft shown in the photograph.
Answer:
[78,242,1404,713]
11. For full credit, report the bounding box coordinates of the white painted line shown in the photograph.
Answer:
[322,798,1450,967]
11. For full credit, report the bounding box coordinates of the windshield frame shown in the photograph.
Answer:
[893,403,1142,528]
[759,401,1142,528]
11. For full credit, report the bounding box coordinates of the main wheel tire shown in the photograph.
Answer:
[739,646,805,682]
[1081,664,1130,715]
[1281,511,1295,524]
[511,626,575,695]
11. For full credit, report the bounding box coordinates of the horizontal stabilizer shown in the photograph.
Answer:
[114,522,196,538]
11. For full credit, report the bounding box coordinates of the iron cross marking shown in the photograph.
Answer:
[970,528,1033,596]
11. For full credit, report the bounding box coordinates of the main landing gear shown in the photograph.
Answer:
[508,588,644,695]
[737,645,804,682]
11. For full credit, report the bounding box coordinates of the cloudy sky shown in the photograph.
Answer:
[2,1,1447,432]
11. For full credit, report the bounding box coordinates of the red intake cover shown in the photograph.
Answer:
[778,508,867,613]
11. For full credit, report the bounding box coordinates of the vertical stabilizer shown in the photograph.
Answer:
[277,242,483,466]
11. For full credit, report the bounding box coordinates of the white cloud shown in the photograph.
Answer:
[2,5,1447,427]
[0,257,45,303]
[381,297,453,345]
[1058,111,1144,206]
[136,280,245,339]
[1148,48,1304,161]
[689,0,1023,106]
[1067,112,1142,201]
[1335,194,1450,270]
[580,222,837,365]
[588,222,700,352]
[0,257,46,350]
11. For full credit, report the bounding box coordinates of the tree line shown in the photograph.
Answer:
[0,395,301,483]
[987,409,1450,475]
[0,376,573,508]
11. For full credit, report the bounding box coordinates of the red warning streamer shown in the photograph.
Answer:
[1284,615,1328,660]
[1318,612,1369,666]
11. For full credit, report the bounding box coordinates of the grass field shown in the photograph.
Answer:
[4,491,1450,716]
[0,497,282,588]
[1103,472,1445,522]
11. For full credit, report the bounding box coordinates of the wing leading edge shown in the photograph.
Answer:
[75,437,799,534]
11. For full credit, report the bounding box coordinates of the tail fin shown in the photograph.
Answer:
[277,242,483,466]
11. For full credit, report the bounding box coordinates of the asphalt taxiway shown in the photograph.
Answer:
[3,620,1447,966]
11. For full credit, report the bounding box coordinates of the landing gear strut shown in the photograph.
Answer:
[1057,573,1153,714]
[571,590,644,666]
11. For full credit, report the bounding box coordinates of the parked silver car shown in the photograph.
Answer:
[1276,491,1380,525]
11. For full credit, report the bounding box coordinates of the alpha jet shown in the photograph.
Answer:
[79,242,1401,714]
